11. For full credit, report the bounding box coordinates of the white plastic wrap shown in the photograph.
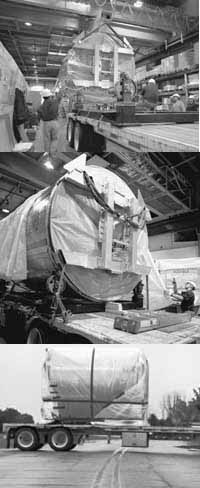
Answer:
[0,156,152,302]
[42,347,149,422]
[0,191,44,281]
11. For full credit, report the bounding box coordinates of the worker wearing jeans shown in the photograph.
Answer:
[38,89,59,156]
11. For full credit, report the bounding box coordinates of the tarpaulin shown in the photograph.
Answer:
[0,157,153,302]
[41,346,149,422]
[0,190,45,281]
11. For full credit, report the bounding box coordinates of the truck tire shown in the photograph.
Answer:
[15,428,39,451]
[48,428,73,451]
[74,122,87,152]
[67,119,75,147]
[26,325,46,344]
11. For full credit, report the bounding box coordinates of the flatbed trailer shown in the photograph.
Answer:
[0,291,200,344]
[67,112,199,153]
[3,422,200,451]
[52,311,200,344]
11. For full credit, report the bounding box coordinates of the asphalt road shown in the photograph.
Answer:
[0,440,199,488]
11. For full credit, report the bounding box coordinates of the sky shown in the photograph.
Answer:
[0,345,199,421]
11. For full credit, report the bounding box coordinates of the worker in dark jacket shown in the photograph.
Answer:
[38,89,59,156]
[142,78,158,111]
[171,280,196,312]
[13,88,29,143]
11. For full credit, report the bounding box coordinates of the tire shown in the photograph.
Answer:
[67,119,75,147]
[26,325,46,344]
[74,122,87,152]
[48,428,73,452]
[15,428,39,451]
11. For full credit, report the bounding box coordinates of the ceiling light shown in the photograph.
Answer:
[134,1,143,7]
[2,208,10,214]
[32,57,36,61]
[44,160,54,170]
[47,63,61,67]
[48,52,67,56]
[25,21,32,27]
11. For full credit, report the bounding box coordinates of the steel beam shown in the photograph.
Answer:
[136,30,199,67]
[148,210,200,236]
[112,23,167,44]
[0,1,80,30]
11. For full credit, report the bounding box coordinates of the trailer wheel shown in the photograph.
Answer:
[26,326,46,344]
[48,428,73,451]
[15,428,39,451]
[67,119,75,147]
[74,122,87,152]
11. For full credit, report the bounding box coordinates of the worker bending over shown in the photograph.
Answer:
[38,89,59,156]
[170,93,186,112]
[171,280,196,312]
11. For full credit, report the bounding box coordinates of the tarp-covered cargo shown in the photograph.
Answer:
[0,155,152,302]
[42,346,149,422]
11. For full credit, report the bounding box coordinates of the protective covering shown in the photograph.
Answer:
[42,346,149,422]
[0,191,45,281]
[0,155,152,302]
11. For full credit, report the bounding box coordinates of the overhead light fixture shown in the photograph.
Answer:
[2,208,10,214]
[47,63,61,67]
[134,0,143,7]
[48,52,67,56]
[32,57,36,61]
[25,21,32,27]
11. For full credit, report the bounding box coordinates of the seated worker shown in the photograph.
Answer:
[38,89,59,156]
[171,281,196,312]
[170,93,186,112]
[142,79,158,111]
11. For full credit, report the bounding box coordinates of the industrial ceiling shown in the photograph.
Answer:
[0,152,199,231]
[0,0,198,85]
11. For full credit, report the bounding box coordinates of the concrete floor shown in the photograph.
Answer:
[0,440,199,488]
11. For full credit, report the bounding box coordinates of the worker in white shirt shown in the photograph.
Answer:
[170,93,186,112]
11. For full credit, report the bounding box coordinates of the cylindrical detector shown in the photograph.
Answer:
[42,346,149,423]
[0,164,148,301]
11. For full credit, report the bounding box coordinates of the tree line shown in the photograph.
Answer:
[148,387,200,427]
[0,408,34,432]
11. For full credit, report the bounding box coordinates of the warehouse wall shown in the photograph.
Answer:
[149,233,199,260]
[183,0,199,17]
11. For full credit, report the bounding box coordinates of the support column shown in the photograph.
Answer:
[94,43,100,86]
[113,45,118,84]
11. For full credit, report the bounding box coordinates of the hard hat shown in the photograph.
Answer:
[185,281,196,290]
[42,89,52,98]
[148,78,156,84]
[171,93,180,99]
